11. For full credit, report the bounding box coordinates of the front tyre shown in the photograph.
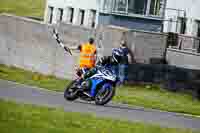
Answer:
[95,83,115,105]
[64,80,79,101]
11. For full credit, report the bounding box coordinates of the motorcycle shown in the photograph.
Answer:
[64,62,118,105]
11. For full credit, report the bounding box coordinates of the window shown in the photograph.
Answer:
[196,20,200,53]
[103,0,113,11]
[128,0,147,14]
[66,7,74,23]
[68,7,74,23]
[177,17,186,34]
[90,10,96,28]
[149,0,161,15]
[79,9,85,25]
[58,8,64,21]
[128,0,134,13]
[114,0,128,12]
[167,18,173,32]
[48,6,54,24]
[196,21,200,37]
[135,0,147,14]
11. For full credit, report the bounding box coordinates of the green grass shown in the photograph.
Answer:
[0,64,70,91]
[0,0,45,19]
[1,64,200,116]
[114,85,200,116]
[0,99,197,133]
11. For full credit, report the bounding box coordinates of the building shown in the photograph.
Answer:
[164,0,200,37]
[44,0,167,32]
[44,0,99,28]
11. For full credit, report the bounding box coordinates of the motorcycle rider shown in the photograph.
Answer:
[82,56,111,80]
[81,49,121,83]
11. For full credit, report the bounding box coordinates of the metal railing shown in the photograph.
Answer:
[168,33,200,53]
[101,0,165,18]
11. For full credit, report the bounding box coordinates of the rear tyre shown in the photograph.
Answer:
[64,80,79,101]
[95,83,115,105]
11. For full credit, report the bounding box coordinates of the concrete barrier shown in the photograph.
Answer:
[166,48,200,70]
[0,14,76,79]
[0,14,167,78]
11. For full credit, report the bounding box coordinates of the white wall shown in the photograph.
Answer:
[164,0,200,36]
[48,0,99,10]
[44,0,100,27]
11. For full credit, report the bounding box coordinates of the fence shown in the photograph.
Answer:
[127,63,200,99]
[166,32,200,70]
[167,32,200,53]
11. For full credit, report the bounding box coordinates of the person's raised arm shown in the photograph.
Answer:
[69,44,81,51]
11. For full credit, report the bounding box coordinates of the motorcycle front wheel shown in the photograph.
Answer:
[64,80,79,101]
[95,83,115,105]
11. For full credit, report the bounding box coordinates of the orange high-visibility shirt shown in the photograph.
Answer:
[79,43,96,68]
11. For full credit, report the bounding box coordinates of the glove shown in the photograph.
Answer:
[64,46,72,55]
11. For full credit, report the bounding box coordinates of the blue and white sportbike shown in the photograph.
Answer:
[64,63,118,105]
[64,48,123,105]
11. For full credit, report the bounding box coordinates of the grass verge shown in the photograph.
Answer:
[0,64,200,116]
[0,0,45,19]
[0,64,70,91]
[0,99,197,133]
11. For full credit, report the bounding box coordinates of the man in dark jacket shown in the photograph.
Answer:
[118,40,129,84]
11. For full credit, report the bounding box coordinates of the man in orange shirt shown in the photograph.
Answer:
[52,29,96,77]
[69,38,97,77]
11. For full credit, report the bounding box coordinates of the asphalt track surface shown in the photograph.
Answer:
[0,79,200,130]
